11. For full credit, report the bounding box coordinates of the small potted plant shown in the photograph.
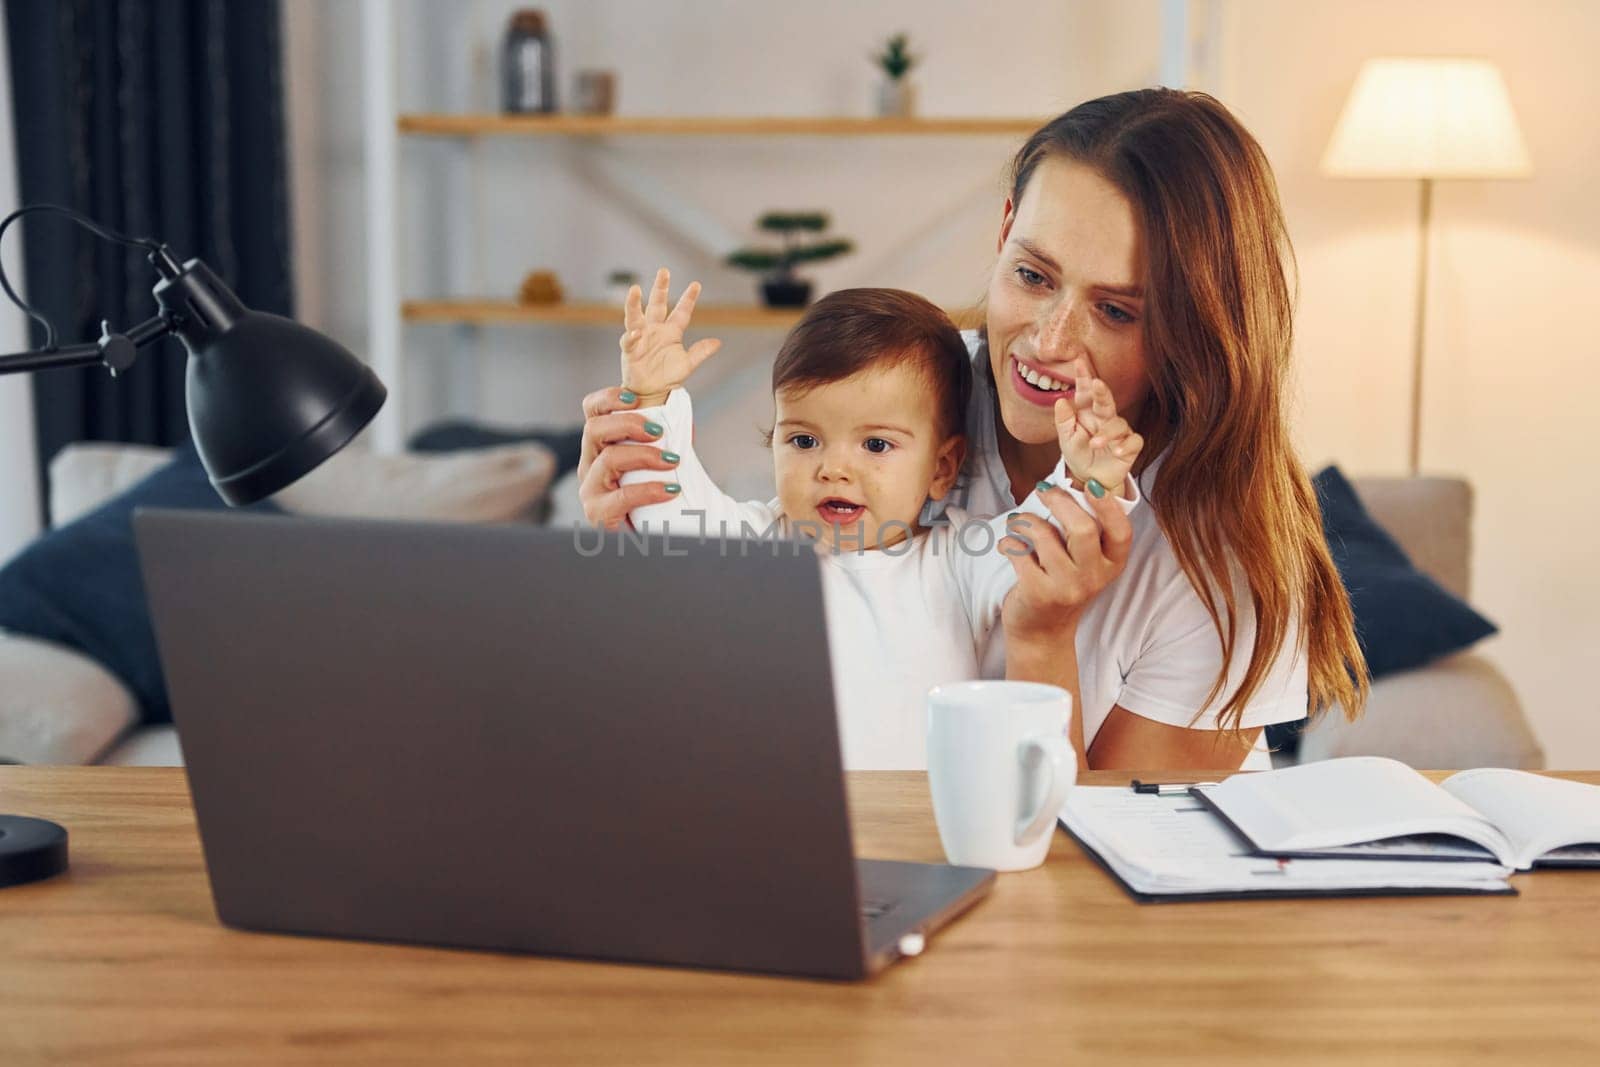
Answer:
[726,212,854,308]
[874,33,917,118]
[605,269,639,307]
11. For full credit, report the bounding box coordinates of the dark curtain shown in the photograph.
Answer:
[4,0,292,523]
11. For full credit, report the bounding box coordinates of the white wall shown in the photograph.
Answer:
[1215,0,1600,764]
[0,14,41,563]
[284,1,1600,762]
[284,0,371,356]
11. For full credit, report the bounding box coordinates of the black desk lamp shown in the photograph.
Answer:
[0,204,386,887]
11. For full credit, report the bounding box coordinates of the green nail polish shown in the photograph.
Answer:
[619,390,637,403]
[661,450,681,464]
[665,483,682,494]
[1087,479,1106,499]
[1036,480,1054,492]
[643,421,664,437]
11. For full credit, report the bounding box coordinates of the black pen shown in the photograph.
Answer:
[1130,779,1219,797]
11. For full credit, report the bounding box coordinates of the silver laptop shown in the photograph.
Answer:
[133,509,993,980]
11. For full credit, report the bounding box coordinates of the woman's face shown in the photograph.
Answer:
[985,157,1153,449]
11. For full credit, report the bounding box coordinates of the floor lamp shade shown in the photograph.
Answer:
[1321,56,1531,474]
[1322,57,1532,179]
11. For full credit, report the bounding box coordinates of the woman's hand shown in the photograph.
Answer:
[1000,483,1134,647]
[999,484,1133,771]
[577,386,680,529]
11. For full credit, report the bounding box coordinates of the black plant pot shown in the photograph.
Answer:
[760,277,813,308]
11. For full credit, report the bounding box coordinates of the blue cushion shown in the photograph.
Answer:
[0,442,281,724]
[1269,466,1499,755]
[1314,465,1497,680]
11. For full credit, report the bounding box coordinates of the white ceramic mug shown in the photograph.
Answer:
[926,681,1077,872]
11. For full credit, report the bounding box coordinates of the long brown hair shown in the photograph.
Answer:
[1009,89,1367,729]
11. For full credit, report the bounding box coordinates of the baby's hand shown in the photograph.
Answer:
[1053,368,1143,497]
[619,267,722,404]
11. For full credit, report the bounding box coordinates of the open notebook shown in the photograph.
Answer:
[1192,758,1600,871]
[1057,786,1514,901]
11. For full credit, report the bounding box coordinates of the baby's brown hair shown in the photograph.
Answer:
[769,289,971,441]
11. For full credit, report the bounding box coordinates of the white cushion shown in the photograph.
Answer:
[99,726,183,767]
[46,440,559,527]
[270,441,557,523]
[546,468,584,529]
[0,631,139,765]
[48,443,173,527]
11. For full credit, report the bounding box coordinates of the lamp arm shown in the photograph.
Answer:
[0,202,180,378]
[0,311,177,378]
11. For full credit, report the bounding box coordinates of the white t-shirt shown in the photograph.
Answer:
[625,388,1140,770]
[936,333,1307,768]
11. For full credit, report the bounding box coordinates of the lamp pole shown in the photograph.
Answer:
[1408,176,1433,477]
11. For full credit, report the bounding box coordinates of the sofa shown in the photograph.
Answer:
[0,441,1539,769]
[0,437,573,766]
[1290,477,1541,768]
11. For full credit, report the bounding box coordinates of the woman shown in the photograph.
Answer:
[577,89,1367,771]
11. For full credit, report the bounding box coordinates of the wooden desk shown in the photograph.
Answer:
[2,768,1597,1065]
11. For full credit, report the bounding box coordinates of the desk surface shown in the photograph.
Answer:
[2,768,1597,1065]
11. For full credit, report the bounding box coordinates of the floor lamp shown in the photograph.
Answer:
[1321,57,1532,476]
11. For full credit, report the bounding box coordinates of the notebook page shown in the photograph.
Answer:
[1442,770,1600,869]
[1198,757,1515,865]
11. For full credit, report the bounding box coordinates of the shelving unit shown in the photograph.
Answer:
[402,300,984,331]
[397,114,1049,139]
[361,1,1213,452]
[392,109,1041,342]
[402,300,808,329]
[361,8,1046,450]
[362,1,1223,452]
[366,96,1033,445]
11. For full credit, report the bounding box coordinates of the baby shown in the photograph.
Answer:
[619,269,1143,769]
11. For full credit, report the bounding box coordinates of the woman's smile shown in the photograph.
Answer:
[1007,353,1077,408]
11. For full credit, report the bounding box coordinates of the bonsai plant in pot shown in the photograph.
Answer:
[874,33,917,118]
[726,212,854,308]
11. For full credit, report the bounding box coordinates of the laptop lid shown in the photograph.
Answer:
[135,509,873,979]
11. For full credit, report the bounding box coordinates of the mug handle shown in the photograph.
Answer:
[1013,735,1076,846]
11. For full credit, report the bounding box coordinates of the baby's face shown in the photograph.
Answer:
[772,361,963,552]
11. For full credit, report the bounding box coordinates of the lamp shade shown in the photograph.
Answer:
[153,258,386,506]
[1322,57,1532,179]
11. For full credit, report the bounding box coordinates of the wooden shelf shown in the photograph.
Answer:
[398,114,1046,138]
[402,300,808,328]
[403,299,983,330]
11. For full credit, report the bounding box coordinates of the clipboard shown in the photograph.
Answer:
[1059,821,1518,903]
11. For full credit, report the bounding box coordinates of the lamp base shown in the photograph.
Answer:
[0,815,69,888]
